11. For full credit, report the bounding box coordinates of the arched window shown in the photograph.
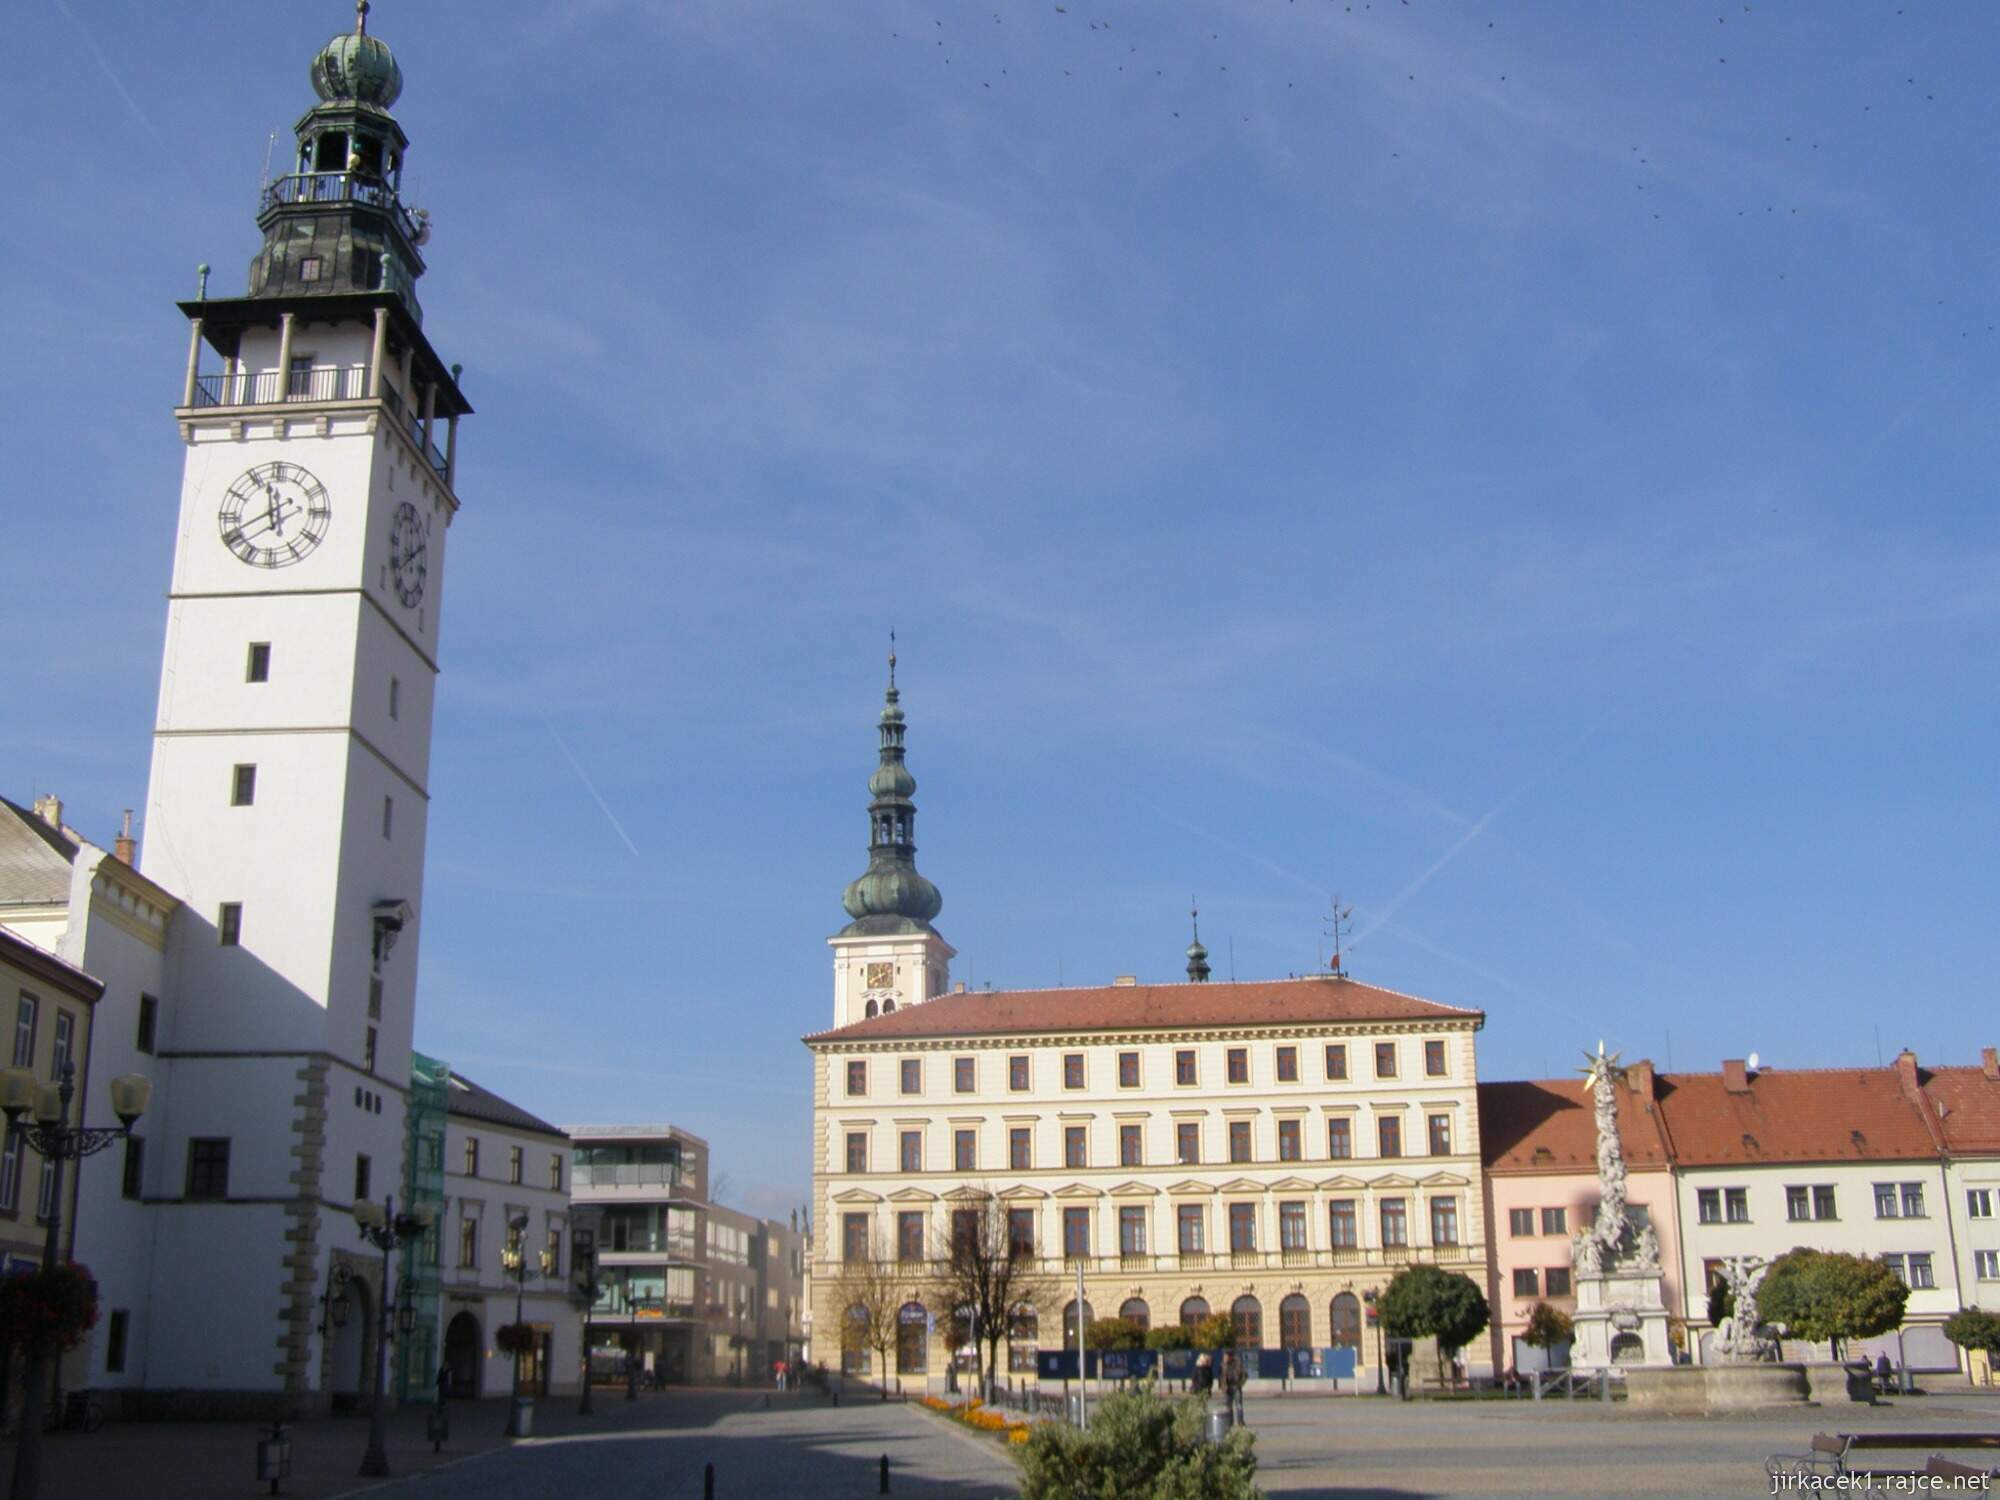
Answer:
[1329,1292,1361,1351]
[1119,1298,1151,1331]
[882,1000,896,1014]
[896,1302,929,1374]
[1179,1296,1210,1328]
[865,1000,878,1018]
[1231,1295,1263,1349]
[1062,1298,1096,1350]
[1279,1294,1312,1350]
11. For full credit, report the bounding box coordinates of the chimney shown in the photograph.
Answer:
[31,794,62,830]
[1722,1058,1750,1093]
[1112,975,1138,987]
[1893,1048,1920,1091]
[1626,1059,1656,1099]
[952,981,967,995]
[1981,1047,1998,1082]
[113,809,136,866]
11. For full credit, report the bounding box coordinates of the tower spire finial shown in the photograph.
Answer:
[356,0,370,36]
[1185,896,1211,982]
[888,627,896,692]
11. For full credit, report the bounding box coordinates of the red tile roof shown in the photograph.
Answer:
[1920,1065,2000,1154]
[804,975,1482,1044]
[1654,1067,1939,1166]
[1480,1077,1672,1173]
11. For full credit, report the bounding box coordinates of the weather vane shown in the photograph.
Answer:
[1323,893,1353,976]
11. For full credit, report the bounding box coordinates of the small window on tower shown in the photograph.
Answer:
[218,903,242,946]
[382,796,393,838]
[368,975,383,1021]
[299,256,323,283]
[364,1026,378,1074]
[231,765,257,807]
[389,676,401,720]
[246,642,271,682]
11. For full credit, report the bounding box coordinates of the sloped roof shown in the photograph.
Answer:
[0,798,78,905]
[1654,1067,1938,1166]
[1920,1064,2000,1155]
[445,1073,566,1141]
[1480,1077,1673,1173]
[804,975,1481,1044]
[0,927,103,1003]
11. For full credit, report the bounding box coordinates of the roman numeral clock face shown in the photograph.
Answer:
[389,500,428,607]
[217,462,331,568]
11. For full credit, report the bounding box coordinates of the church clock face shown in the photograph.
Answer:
[389,500,428,607]
[218,462,331,568]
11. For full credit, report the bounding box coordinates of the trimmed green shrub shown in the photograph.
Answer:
[1017,1381,1260,1500]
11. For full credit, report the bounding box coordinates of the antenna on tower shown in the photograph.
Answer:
[261,130,277,195]
[1323,894,1353,977]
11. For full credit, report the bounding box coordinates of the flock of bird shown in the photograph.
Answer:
[871,1,1989,341]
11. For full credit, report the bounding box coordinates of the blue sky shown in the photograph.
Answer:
[6,1,1996,1220]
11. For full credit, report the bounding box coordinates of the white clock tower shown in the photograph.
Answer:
[137,2,470,1401]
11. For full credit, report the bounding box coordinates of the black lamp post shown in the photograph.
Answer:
[355,1193,436,1477]
[1364,1289,1386,1396]
[573,1226,599,1416]
[0,1061,149,1500]
[501,1213,551,1436]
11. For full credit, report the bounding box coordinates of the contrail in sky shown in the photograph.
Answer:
[52,0,169,148]
[534,707,643,857]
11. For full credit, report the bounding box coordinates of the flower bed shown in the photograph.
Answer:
[920,1395,1038,1445]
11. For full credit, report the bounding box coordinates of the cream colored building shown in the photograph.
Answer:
[803,668,1487,1389]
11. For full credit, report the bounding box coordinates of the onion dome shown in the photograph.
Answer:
[311,2,403,109]
[840,645,944,929]
[1186,903,1212,983]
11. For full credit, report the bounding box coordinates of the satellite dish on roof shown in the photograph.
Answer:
[1747,1051,1761,1072]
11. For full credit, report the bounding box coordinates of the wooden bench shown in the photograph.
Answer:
[1764,1433,1852,1481]
[1773,1432,2000,1484]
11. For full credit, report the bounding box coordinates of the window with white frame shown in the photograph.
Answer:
[1974,1249,1999,1280]
[1967,1188,1993,1220]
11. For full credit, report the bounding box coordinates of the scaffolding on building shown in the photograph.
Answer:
[395,1050,449,1402]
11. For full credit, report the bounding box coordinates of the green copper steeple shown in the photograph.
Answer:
[839,646,943,933]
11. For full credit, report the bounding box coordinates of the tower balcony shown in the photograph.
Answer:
[184,365,449,480]
[261,171,427,250]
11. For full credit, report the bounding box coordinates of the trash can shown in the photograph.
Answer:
[510,1397,535,1437]
[1205,1406,1234,1444]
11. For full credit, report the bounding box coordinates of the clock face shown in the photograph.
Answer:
[865,962,894,990]
[389,500,428,607]
[217,462,331,568]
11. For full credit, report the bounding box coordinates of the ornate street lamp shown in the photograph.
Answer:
[355,1194,436,1478]
[572,1225,600,1416]
[500,1213,553,1436]
[0,1061,148,1500]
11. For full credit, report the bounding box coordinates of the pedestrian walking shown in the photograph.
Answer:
[1223,1351,1246,1424]
[1194,1351,1213,1395]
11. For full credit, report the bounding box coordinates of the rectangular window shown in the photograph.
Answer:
[105,1309,130,1374]
[1063,1053,1085,1090]
[951,1209,979,1255]
[1009,1127,1031,1170]
[1513,1267,1540,1298]
[218,902,242,946]
[545,1229,561,1279]
[1119,1206,1147,1256]
[1874,1182,1899,1218]
[12,994,36,1068]
[1175,1049,1197,1086]
[50,1011,74,1081]
[1118,1051,1140,1088]
[1374,1042,1397,1078]
[1009,1055,1029,1091]
[1540,1206,1567,1236]
[1064,1126,1087,1168]
[1277,1118,1302,1161]
[845,1132,868,1173]
[1329,1199,1357,1248]
[355,1154,371,1201]
[1509,1207,1535,1237]
[1424,1039,1447,1077]
[1280,1200,1308,1251]
[1968,1188,1993,1220]
[900,1131,921,1172]
[136,993,158,1054]
[363,1025,377,1073]
[122,1135,144,1200]
[1228,1119,1252,1164]
[1008,1208,1035,1255]
[1902,1183,1926,1218]
[1378,1116,1402,1158]
[1379,1197,1408,1248]
[1177,1204,1205,1254]
[1697,1188,1721,1224]
[1786,1186,1810,1221]
[458,1216,479,1269]
[1120,1124,1142,1166]
[1327,1117,1352,1159]
[549,1154,563,1192]
[368,975,383,1020]
[1546,1266,1573,1297]
[231,764,257,806]
[509,1145,524,1184]
[1725,1187,1750,1223]
[1228,1202,1256,1252]
[1325,1044,1348,1080]
[1176,1122,1200,1165]
[1226,1047,1249,1084]
[0,1129,19,1212]
[954,1129,975,1171]
[897,1211,925,1262]
[1431,1196,1460,1246]
[847,1061,867,1097]
[464,1137,479,1177]
[1062,1208,1089,1260]
[1975,1249,2000,1280]
[1275,1045,1299,1082]
[842,1213,870,1261]
[246,642,271,682]
[381,796,394,838]
[1428,1113,1452,1156]
[953,1056,975,1093]
[185,1138,230,1199]
[1907,1252,1935,1289]
[389,676,401,720]
[893,1057,918,1095]
[32,1159,55,1223]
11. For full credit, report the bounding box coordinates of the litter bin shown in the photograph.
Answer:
[510,1397,534,1438]
[1205,1405,1235,1444]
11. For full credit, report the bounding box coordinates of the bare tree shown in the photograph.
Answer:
[925,1194,1060,1402]
[827,1243,909,1399]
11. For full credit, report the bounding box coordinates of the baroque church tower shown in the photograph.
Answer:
[138,2,469,1399]
[829,651,954,1025]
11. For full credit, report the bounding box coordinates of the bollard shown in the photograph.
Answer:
[704,1460,715,1499]
[764,1393,771,1410]
[879,1453,890,1493]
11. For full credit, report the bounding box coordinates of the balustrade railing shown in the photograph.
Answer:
[189,364,447,478]
[828,1244,1483,1278]
[262,171,425,243]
